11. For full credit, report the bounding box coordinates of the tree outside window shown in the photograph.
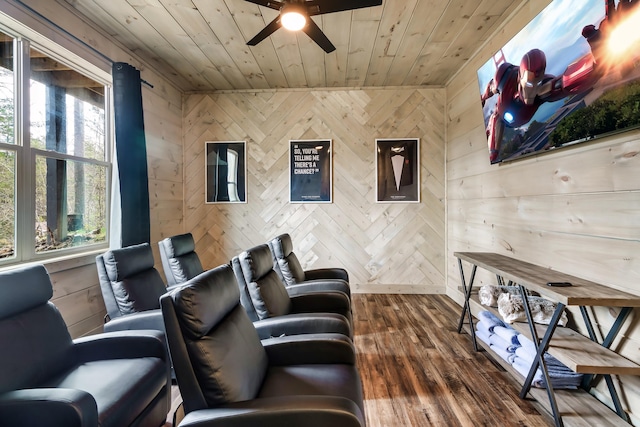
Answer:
[0,31,110,262]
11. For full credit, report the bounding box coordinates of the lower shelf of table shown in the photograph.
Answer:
[466,327,630,427]
[468,295,640,376]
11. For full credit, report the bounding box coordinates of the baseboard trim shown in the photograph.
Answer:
[352,284,445,294]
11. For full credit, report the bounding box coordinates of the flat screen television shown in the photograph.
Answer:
[477,0,640,164]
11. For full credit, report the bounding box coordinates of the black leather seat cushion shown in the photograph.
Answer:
[42,358,167,427]
[259,364,364,412]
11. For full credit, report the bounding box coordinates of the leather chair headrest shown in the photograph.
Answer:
[102,243,155,281]
[231,256,259,321]
[0,264,53,319]
[238,244,274,283]
[160,233,195,258]
[269,233,293,258]
[170,264,240,338]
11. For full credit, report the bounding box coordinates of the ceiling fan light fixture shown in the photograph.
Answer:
[246,0,382,52]
[281,4,307,31]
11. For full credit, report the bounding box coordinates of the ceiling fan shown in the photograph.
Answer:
[245,0,383,53]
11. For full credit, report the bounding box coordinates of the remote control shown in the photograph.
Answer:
[546,282,572,287]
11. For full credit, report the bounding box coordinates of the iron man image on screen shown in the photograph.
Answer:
[479,0,640,164]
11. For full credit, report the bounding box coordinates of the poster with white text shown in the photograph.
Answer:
[289,139,332,203]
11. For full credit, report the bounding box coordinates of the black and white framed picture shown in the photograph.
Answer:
[205,141,247,203]
[289,139,332,203]
[375,138,420,203]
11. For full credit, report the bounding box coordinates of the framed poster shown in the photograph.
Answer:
[205,141,247,203]
[289,139,332,203]
[375,138,420,203]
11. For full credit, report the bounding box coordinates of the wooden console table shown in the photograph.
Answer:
[454,252,640,427]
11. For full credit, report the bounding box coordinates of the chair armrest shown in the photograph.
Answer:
[73,330,167,362]
[305,268,349,283]
[262,333,355,365]
[289,292,350,313]
[177,396,363,427]
[103,310,165,333]
[0,388,98,427]
[253,313,351,339]
[286,280,350,298]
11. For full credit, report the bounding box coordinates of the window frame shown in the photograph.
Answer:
[0,21,113,267]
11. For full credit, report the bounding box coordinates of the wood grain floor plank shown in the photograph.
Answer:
[353,294,553,427]
[167,294,552,426]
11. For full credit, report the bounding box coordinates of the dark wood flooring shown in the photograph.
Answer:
[353,294,552,427]
[166,294,552,426]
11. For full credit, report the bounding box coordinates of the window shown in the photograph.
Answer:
[0,36,16,258]
[0,27,111,265]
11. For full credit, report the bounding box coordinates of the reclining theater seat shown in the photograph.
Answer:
[160,264,366,427]
[96,242,171,333]
[229,253,352,339]
[268,233,351,298]
[96,243,178,379]
[159,232,352,339]
[158,232,204,287]
[236,243,353,332]
[0,264,170,427]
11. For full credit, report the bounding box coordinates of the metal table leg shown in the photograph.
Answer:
[496,275,513,287]
[518,285,566,427]
[579,306,631,422]
[456,258,478,351]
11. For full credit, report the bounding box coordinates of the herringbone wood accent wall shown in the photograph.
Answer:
[183,88,445,293]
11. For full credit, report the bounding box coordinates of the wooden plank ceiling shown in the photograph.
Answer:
[61,0,523,92]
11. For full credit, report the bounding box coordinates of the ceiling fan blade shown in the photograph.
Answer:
[247,16,283,46]
[244,0,282,12]
[302,18,336,53]
[306,0,382,16]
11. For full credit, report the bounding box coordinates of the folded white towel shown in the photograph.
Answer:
[477,310,505,329]
[490,344,513,363]
[476,320,495,336]
[518,334,538,356]
[489,333,519,353]
[493,325,519,345]
[475,328,492,346]
[514,345,535,365]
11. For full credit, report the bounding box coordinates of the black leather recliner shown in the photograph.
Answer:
[96,243,174,333]
[235,243,353,334]
[158,233,204,287]
[0,264,170,427]
[158,233,352,339]
[160,264,366,427]
[268,233,351,298]
[96,243,179,378]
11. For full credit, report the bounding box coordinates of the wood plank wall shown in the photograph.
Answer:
[1,0,184,338]
[183,88,446,293]
[445,0,640,424]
